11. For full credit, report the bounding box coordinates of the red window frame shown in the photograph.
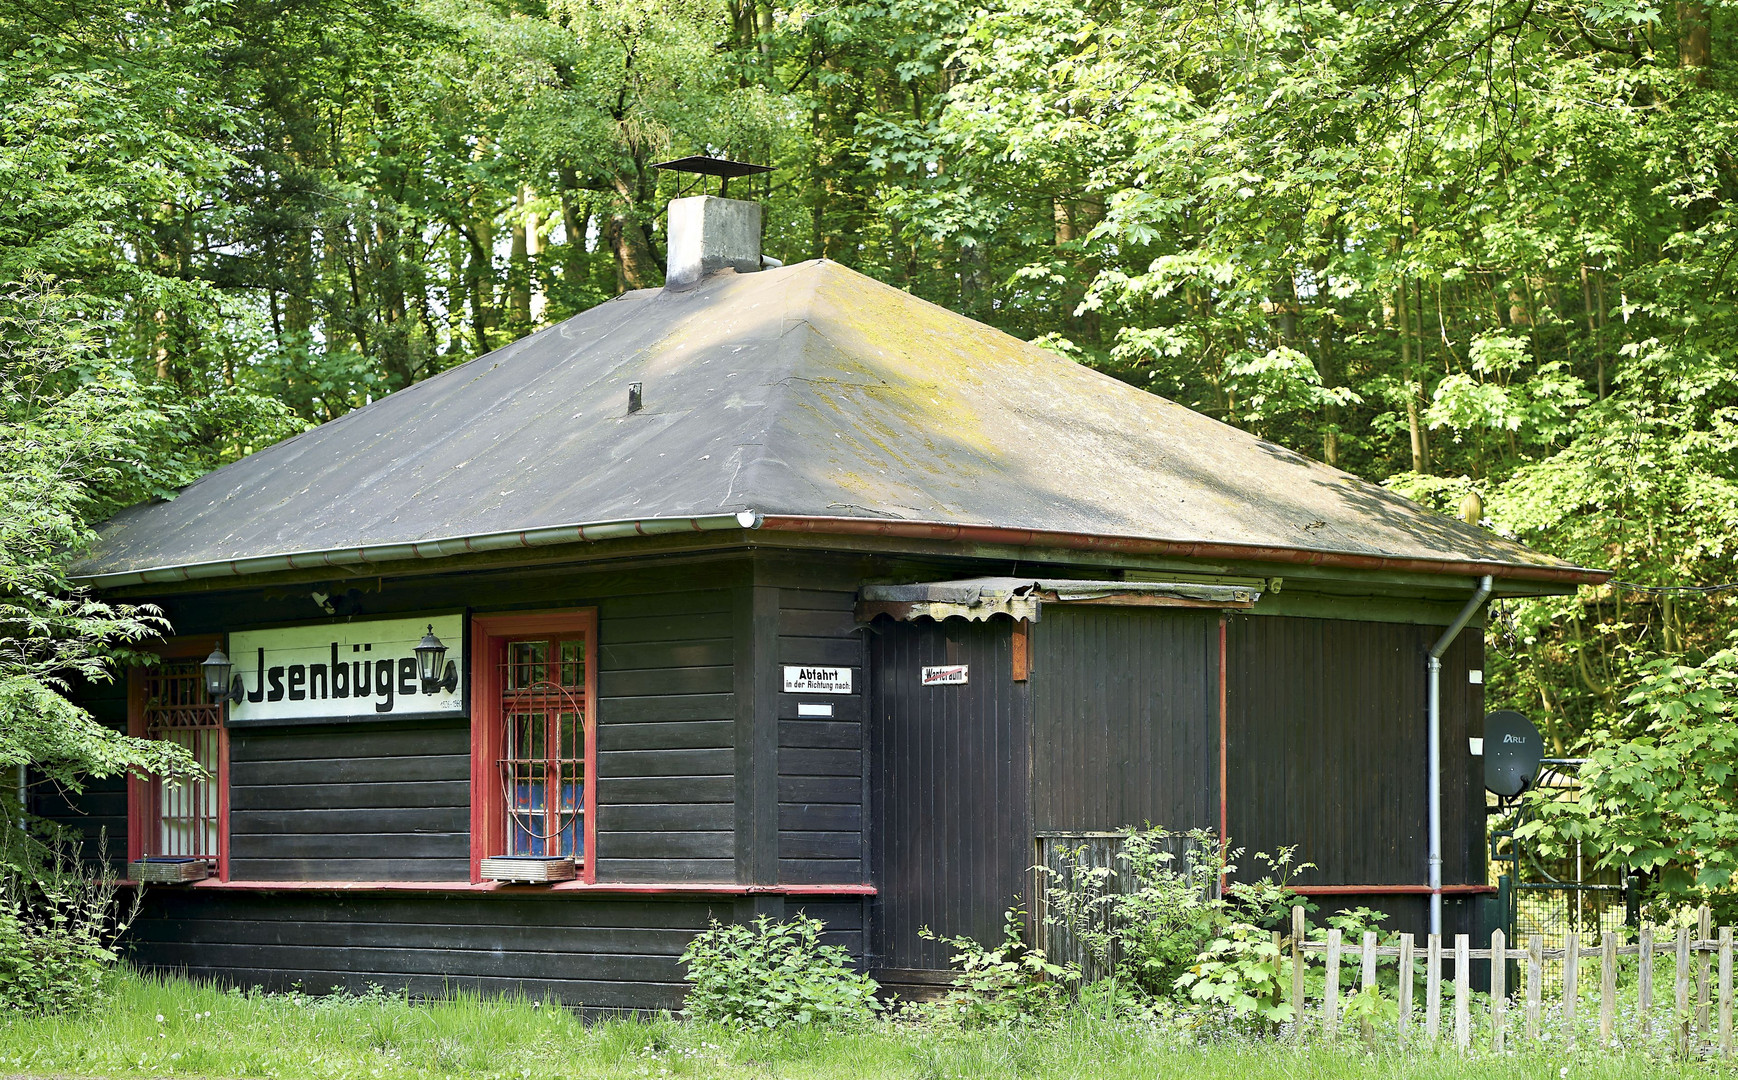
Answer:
[470,610,598,884]
[126,638,231,880]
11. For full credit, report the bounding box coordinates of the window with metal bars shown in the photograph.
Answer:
[470,611,597,882]
[500,637,587,857]
[127,649,228,874]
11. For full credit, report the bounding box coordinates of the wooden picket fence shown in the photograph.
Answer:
[1286,904,1736,1053]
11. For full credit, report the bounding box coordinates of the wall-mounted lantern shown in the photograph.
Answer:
[415,625,460,694]
[201,643,245,705]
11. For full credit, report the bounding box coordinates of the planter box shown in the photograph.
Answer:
[480,856,577,884]
[129,858,211,884]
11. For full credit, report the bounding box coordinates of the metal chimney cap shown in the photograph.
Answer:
[653,156,772,178]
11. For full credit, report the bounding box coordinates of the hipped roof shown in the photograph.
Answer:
[75,259,1604,588]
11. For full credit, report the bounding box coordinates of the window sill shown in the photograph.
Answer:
[1288,884,1496,896]
[120,879,877,897]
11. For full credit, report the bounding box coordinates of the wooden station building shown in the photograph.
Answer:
[42,189,1608,1008]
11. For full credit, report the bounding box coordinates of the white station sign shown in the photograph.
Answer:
[228,614,465,726]
[783,666,853,695]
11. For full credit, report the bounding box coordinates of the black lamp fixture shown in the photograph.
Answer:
[415,625,459,694]
[201,642,245,705]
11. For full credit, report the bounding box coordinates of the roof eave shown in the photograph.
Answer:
[73,511,763,589]
[755,514,1609,589]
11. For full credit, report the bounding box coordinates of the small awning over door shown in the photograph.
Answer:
[855,576,1262,623]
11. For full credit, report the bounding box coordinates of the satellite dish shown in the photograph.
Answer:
[1484,710,1544,798]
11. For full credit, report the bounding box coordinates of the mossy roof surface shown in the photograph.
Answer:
[77,259,1577,578]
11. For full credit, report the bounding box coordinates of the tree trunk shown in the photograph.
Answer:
[1680,2,1712,85]
[509,186,532,325]
[607,209,661,291]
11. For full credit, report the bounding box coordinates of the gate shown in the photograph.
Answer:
[1490,759,1638,950]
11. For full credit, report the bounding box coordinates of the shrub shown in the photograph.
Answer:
[0,828,139,1014]
[921,908,1078,1027]
[679,914,880,1028]
[1041,827,1311,1010]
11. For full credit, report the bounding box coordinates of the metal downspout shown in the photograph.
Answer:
[1428,574,1494,935]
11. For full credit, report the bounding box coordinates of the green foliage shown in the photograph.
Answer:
[1519,646,1738,899]
[0,831,139,1014]
[1172,921,1292,1025]
[920,908,1078,1027]
[1042,827,1311,1006]
[678,915,881,1028]
[0,968,1707,1078]
[0,278,302,792]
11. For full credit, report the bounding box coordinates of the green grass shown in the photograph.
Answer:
[0,971,1723,1080]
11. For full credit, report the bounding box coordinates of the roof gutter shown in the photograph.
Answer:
[75,511,763,589]
[755,515,1609,587]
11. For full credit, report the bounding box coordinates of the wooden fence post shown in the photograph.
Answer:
[1526,934,1542,1043]
[1455,934,1471,1052]
[1601,932,1617,1045]
[1426,933,1442,1042]
[1678,926,1692,1056]
[1720,925,1733,1058]
[1398,932,1415,1041]
[1491,928,1507,1054]
[1701,906,1714,1034]
[1291,905,1306,1043]
[1564,930,1579,1047]
[1640,925,1654,1037]
[1325,927,1341,1037]
[1360,931,1377,1044]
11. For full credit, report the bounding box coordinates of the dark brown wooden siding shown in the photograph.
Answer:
[37,562,746,885]
[228,720,470,880]
[1225,615,1485,893]
[868,617,1029,972]
[127,892,723,1009]
[126,891,866,1009]
[595,584,736,881]
[1028,608,1220,833]
[776,584,868,884]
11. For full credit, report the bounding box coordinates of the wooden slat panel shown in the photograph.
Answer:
[778,609,857,638]
[233,755,467,786]
[601,611,732,645]
[598,748,734,778]
[599,776,734,803]
[777,804,862,831]
[599,639,733,672]
[593,858,736,880]
[599,666,733,698]
[1224,616,1484,936]
[777,776,862,804]
[779,859,864,883]
[779,832,862,859]
[778,720,862,748]
[227,858,472,879]
[596,831,733,859]
[870,618,1028,969]
[598,721,734,752]
[779,748,862,776]
[1029,607,1216,834]
[230,808,469,834]
[597,803,732,831]
[600,694,734,723]
[231,781,470,812]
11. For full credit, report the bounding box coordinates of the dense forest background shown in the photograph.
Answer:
[9,0,1738,891]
